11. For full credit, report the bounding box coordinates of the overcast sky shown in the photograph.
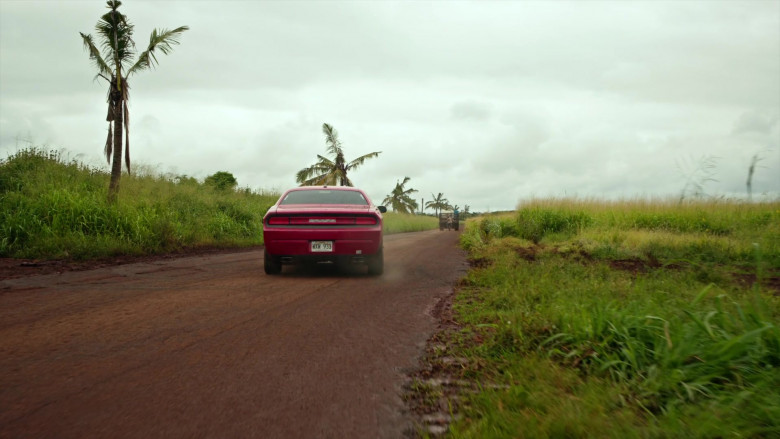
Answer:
[1,0,778,211]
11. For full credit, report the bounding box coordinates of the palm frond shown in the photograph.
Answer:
[96,21,134,64]
[298,172,337,186]
[104,122,113,164]
[296,166,316,184]
[296,164,331,185]
[80,32,113,79]
[123,100,130,173]
[106,0,122,11]
[296,151,342,185]
[346,151,381,170]
[401,195,418,212]
[105,101,114,122]
[121,76,129,101]
[399,177,417,196]
[322,123,342,157]
[127,26,189,76]
[95,1,136,77]
[315,154,334,167]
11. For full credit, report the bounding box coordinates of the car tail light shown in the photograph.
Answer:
[267,215,378,226]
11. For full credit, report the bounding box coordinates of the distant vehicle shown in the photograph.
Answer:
[439,210,459,231]
[262,186,387,275]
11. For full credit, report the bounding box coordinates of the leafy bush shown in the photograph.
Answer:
[204,171,238,191]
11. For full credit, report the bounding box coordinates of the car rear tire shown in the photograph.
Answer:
[367,247,384,276]
[264,248,282,275]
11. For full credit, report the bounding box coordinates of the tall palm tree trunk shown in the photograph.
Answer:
[107,90,123,202]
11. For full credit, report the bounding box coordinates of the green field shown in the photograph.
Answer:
[0,147,437,260]
[416,198,779,438]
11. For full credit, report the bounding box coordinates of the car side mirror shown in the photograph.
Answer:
[378,206,387,213]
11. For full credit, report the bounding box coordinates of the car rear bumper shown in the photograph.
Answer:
[275,254,373,266]
[263,227,383,257]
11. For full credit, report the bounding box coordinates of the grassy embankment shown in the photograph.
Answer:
[384,212,443,234]
[416,198,779,438]
[0,147,437,260]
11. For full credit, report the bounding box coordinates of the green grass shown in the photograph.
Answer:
[1,147,279,259]
[0,147,437,260]
[435,198,779,438]
[383,212,439,234]
[465,198,779,267]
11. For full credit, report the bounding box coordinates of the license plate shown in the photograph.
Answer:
[310,241,333,252]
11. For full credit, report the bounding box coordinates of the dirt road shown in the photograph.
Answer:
[0,230,467,439]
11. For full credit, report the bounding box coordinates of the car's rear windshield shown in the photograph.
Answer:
[280,190,368,206]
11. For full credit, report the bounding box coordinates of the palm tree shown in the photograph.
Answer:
[80,0,188,201]
[296,123,381,186]
[382,177,418,214]
[425,192,450,216]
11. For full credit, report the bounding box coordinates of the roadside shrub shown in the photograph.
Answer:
[204,171,238,191]
[460,219,487,251]
[469,215,518,242]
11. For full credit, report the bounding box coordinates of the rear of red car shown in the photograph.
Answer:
[262,186,385,275]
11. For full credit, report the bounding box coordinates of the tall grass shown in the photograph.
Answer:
[441,198,779,437]
[0,147,440,261]
[1,147,277,259]
[463,198,780,267]
[383,212,439,234]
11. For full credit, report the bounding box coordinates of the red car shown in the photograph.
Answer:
[262,186,387,275]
